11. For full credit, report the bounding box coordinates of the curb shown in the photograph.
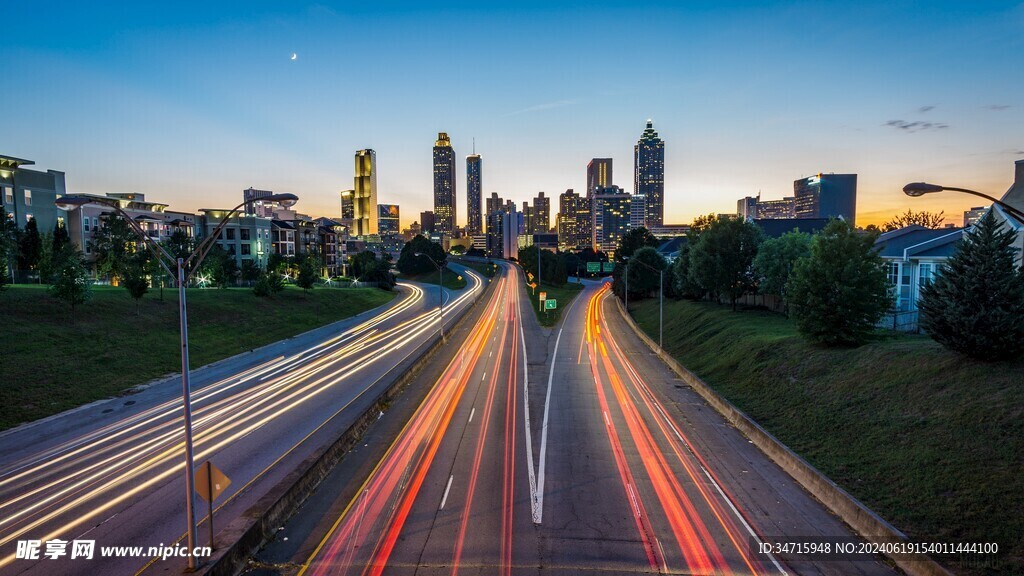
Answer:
[194,274,496,576]
[612,296,953,576]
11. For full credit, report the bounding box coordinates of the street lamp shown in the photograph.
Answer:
[55,192,297,569]
[625,256,665,348]
[414,252,445,341]
[903,182,1024,221]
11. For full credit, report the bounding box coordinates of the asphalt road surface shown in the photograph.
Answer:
[0,267,484,576]
[293,273,899,575]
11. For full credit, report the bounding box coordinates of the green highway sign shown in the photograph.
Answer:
[544,299,557,310]
[586,262,600,273]
[602,262,615,272]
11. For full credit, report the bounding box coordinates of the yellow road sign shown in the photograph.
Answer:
[195,461,231,502]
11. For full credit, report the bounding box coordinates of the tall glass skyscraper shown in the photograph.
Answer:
[466,153,482,236]
[353,149,378,236]
[634,120,665,228]
[793,173,857,225]
[433,132,456,237]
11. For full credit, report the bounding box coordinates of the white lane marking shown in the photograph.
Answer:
[468,408,475,423]
[440,475,454,509]
[489,351,492,357]
[481,372,487,382]
[532,285,585,525]
[603,411,611,426]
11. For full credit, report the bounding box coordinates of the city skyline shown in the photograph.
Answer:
[6,1,1024,228]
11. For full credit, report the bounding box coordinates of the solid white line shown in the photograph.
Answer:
[468,407,475,423]
[603,411,611,426]
[440,475,454,509]
[532,285,586,525]
[520,285,539,525]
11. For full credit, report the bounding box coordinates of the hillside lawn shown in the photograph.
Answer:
[0,284,395,430]
[629,298,1023,575]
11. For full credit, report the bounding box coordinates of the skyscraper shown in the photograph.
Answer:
[433,132,456,237]
[522,201,535,234]
[592,185,631,256]
[630,194,646,230]
[420,210,436,234]
[466,154,482,236]
[533,191,550,233]
[635,119,665,228]
[586,158,613,197]
[558,188,589,250]
[794,173,857,224]
[486,192,504,218]
[340,190,355,220]
[353,149,378,236]
[378,204,400,236]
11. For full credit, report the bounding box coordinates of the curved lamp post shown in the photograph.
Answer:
[902,182,1024,221]
[414,252,445,341]
[55,192,297,568]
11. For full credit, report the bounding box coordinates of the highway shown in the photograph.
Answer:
[0,267,484,576]
[295,272,898,575]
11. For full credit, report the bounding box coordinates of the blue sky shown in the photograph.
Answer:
[5,1,1023,227]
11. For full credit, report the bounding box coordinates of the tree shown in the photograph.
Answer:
[0,208,16,290]
[49,249,92,323]
[121,253,151,315]
[753,231,812,298]
[296,254,317,291]
[623,247,667,299]
[786,219,892,346]
[253,269,285,297]
[36,232,57,284]
[672,242,703,300]
[687,216,764,309]
[616,227,660,262]
[397,235,446,276]
[52,220,71,254]
[918,212,1024,360]
[90,215,137,281]
[883,209,946,232]
[240,259,262,283]
[18,217,42,272]
[200,246,237,288]
[449,244,466,255]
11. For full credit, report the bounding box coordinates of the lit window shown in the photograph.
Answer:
[24,190,32,206]
[3,187,11,204]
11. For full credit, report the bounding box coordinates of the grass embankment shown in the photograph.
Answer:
[525,280,585,327]
[0,285,396,430]
[629,298,1023,575]
[400,267,467,290]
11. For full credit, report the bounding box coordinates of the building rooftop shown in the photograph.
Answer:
[752,218,831,238]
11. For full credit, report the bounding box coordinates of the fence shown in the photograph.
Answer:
[878,310,920,333]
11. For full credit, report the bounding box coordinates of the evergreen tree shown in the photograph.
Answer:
[49,249,92,323]
[0,208,16,290]
[786,219,892,346]
[918,212,1024,360]
[18,217,42,272]
[121,253,151,316]
[36,232,57,284]
[52,220,71,253]
[397,235,445,276]
[296,254,318,291]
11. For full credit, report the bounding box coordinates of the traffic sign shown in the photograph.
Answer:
[545,299,557,310]
[539,292,547,300]
[195,461,231,502]
[602,262,615,272]
[586,262,600,273]
[527,272,534,281]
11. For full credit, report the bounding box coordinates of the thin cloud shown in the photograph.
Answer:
[918,105,935,113]
[983,104,1012,111]
[885,120,949,132]
[504,99,577,116]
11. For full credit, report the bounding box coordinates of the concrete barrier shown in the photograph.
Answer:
[196,275,496,576]
[613,296,953,576]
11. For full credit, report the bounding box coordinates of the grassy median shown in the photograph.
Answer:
[525,280,585,327]
[0,285,395,430]
[399,267,467,290]
[628,298,1023,575]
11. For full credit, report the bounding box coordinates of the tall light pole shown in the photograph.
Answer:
[903,182,1024,221]
[56,192,298,568]
[414,252,445,341]
[625,255,666,348]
